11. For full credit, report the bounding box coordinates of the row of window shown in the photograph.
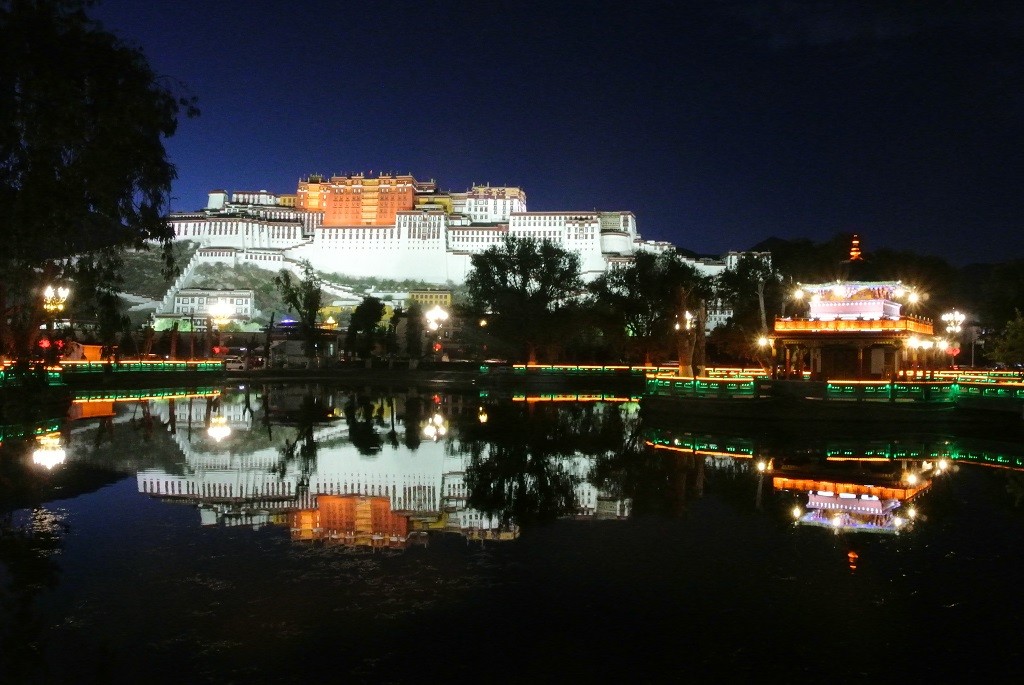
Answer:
[177,297,248,304]
[174,306,251,314]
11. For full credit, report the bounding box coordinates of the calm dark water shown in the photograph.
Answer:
[3,383,1024,683]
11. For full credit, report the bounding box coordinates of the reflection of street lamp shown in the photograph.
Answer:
[208,414,231,442]
[422,412,447,440]
[32,432,66,469]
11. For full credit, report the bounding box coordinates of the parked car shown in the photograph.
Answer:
[224,355,245,371]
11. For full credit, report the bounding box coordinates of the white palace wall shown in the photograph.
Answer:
[169,198,641,285]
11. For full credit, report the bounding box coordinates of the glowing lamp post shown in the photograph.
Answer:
[42,285,70,363]
[207,300,234,358]
[756,335,775,378]
[674,311,695,375]
[425,305,449,360]
[425,305,449,331]
[673,311,693,332]
[43,285,70,315]
[942,310,965,335]
[941,310,965,366]
[209,300,233,328]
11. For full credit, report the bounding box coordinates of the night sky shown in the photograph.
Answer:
[92,0,1023,265]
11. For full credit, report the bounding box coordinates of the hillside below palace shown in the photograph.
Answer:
[168,172,702,284]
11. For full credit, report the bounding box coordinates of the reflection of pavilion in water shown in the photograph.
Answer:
[776,470,934,534]
[135,393,632,546]
[645,428,971,534]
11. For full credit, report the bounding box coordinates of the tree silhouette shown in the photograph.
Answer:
[273,261,324,359]
[0,0,198,358]
[466,236,583,363]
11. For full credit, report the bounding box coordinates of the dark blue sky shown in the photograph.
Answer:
[93,0,1023,265]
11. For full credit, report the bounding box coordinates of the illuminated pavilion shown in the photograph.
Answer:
[770,241,935,380]
[771,281,934,380]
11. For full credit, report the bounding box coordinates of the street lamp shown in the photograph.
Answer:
[42,285,70,363]
[43,285,70,315]
[942,309,965,335]
[425,305,449,360]
[425,305,449,332]
[674,311,693,331]
[941,309,965,366]
[209,300,233,328]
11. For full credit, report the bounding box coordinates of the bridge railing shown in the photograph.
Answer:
[61,360,223,374]
[824,380,958,403]
[646,376,758,398]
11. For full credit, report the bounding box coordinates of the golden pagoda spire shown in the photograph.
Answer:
[850,234,863,261]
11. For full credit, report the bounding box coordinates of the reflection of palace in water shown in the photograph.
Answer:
[131,388,632,547]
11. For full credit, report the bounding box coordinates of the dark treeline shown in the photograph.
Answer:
[460,233,1024,367]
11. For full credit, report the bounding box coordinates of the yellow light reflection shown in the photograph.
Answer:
[207,415,231,442]
[32,432,66,469]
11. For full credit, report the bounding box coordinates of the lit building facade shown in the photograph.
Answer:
[158,172,768,331]
[166,173,693,284]
[170,288,255,319]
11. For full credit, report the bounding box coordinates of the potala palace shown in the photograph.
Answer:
[156,172,751,329]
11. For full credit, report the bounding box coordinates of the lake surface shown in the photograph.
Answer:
[3,382,1024,683]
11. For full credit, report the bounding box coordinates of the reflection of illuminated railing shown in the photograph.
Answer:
[73,388,220,403]
[774,477,930,504]
[0,364,64,388]
[645,438,754,459]
[512,393,642,403]
[0,418,63,446]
